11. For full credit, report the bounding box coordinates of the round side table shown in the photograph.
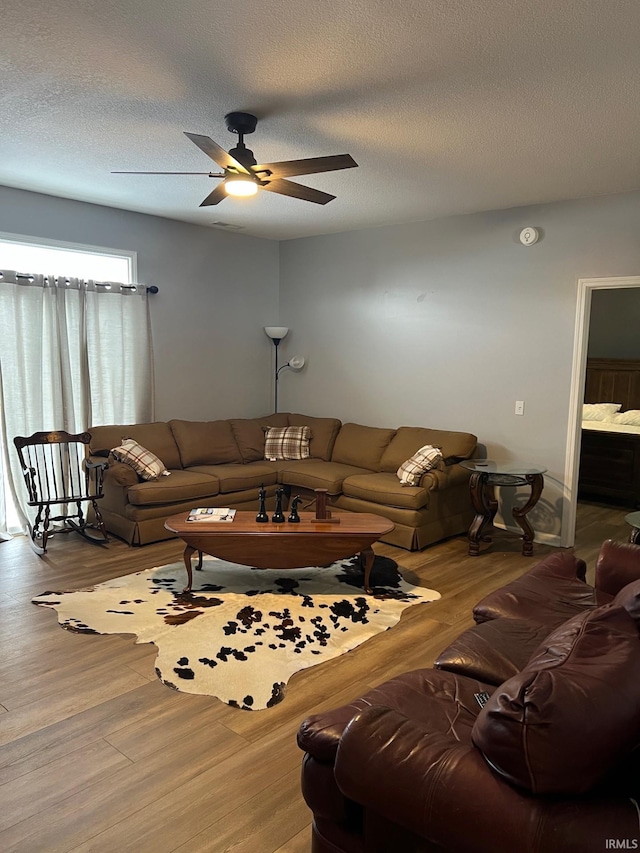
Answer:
[460,460,547,557]
[625,511,640,545]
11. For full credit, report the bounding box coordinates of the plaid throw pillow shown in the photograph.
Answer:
[397,444,443,486]
[111,439,171,480]
[264,426,311,461]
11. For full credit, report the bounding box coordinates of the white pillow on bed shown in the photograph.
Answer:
[582,403,622,422]
[612,410,640,426]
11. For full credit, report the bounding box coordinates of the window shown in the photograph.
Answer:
[0,233,135,281]
[0,235,149,537]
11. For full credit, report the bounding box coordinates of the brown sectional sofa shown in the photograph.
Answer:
[88,413,477,550]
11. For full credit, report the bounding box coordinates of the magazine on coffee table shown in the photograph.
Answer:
[187,508,236,522]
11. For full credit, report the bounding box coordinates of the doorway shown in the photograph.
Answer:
[563,276,640,547]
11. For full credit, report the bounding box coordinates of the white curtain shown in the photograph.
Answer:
[0,270,154,537]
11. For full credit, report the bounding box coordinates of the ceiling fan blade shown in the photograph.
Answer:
[112,171,224,176]
[261,178,336,205]
[199,183,228,207]
[253,154,357,179]
[184,132,251,175]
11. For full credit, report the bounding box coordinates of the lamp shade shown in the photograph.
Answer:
[288,355,305,370]
[264,326,289,341]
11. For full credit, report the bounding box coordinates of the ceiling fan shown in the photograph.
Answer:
[113,112,358,206]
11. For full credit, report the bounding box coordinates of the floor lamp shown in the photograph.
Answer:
[264,326,305,413]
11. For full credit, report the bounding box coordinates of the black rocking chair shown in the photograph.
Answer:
[13,430,109,554]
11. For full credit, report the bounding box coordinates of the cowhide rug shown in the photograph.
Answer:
[32,554,440,710]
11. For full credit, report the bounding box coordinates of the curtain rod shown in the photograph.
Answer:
[1,271,158,294]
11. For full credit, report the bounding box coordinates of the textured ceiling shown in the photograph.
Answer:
[2,0,640,240]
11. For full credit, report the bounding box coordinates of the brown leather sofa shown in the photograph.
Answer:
[297,540,640,853]
[88,414,477,549]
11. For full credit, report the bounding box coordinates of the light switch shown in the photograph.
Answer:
[515,400,525,416]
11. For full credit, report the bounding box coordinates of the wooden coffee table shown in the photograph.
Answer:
[164,511,395,594]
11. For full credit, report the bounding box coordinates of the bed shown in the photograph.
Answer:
[579,358,640,507]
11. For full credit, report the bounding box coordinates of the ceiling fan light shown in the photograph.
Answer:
[224,175,258,197]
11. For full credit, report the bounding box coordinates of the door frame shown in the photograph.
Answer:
[563,275,640,547]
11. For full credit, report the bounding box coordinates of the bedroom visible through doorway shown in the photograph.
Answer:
[564,276,640,548]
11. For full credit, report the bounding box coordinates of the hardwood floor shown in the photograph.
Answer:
[0,502,631,852]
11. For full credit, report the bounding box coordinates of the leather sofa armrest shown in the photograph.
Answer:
[420,462,470,491]
[334,706,636,853]
[334,706,530,851]
[595,539,640,596]
[297,700,372,764]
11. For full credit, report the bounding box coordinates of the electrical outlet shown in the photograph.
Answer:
[515,400,525,416]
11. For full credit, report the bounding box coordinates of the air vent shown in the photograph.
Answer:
[210,221,244,231]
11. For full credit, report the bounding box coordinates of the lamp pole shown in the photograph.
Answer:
[273,336,281,413]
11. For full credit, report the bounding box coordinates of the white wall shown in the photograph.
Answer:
[278,190,640,545]
[0,185,280,420]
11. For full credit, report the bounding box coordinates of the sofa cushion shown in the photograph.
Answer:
[379,427,442,472]
[188,462,278,494]
[397,445,443,486]
[127,470,220,506]
[434,618,554,686]
[111,439,170,480]
[264,426,311,460]
[89,422,182,470]
[229,414,290,462]
[473,552,599,627]
[380,426,477,471]
[287,414,342,460]
[331,423,396,470]
[280,460,370,495]
[342,473,430,510]
[169,419,241,467]
[471,605,640,794]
